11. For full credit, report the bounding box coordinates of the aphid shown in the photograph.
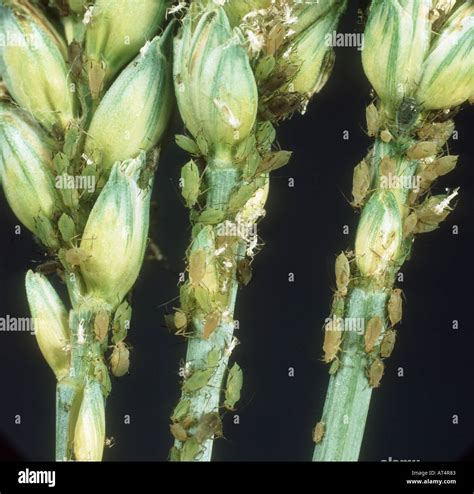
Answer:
[193,286,213,313]
[67,41,83,79]
[171,399,191,423]
[407,141,438,160]
[331,295,345,318]
[364,316,383,353]
[322,324,342,364]
[328,359,340,375]
[180,438,201,461]
[58,213,76,244]
[181,160,201,208]
[109,341,130,377]
[313,421,325,444]
[104,437,115,449]
[387,288,403,326]
[434,155,458,177]
[237,258,253,286]
[335,252,350,296]
[93,358,112,397]
[206,349,221,368]
[94,309,109,343]
[197,208,225,226]
[417,120,454,147]
[181,415,194,430]
[195,412,223,444]
[256,150,292,174]
[396,97,421,132]
[351,159,370,208]
[366,103,380,137]
[380,155,396,180]
[380,129,393,143]
[224,363,243,411]
[265,23,286,56]
[189,249,206,287]
[266,93,304,120]
[368,357,384,388]
[203,310,221,340]
[138,153,158,191]
[403,212,418,238]
[88,59,106,100]
[175,135,200,156]
[36,260,60,276]
[182,368,214,393]
[380,329,397,358]
[65,247,89,267]
[170,422,188,442]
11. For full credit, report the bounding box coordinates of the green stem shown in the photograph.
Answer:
[174,162,243,461]
[313,286,388,461]
[55,303,105,461]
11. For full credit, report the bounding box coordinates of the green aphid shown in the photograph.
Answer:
[176,135,201,156]
[180,438,201,461]
[331,295,345,318]
[34,215,59,250]
[224,363,243,411]
[94,309,110,343]
[255,55,276,81]
[234,135,256,163]
[196,134,209,157]
[242,152,262,180]
[189,249,206,287]
[169,446,181,462]
[181,160,201,208]
[206,348,221,368]
[180,284,194,314]
[228,183,258,212]
[58,178,79,210]
[171,399,191,423]
[195,412,223,444]
[329,359,340,375]
[197,208,225,225]
[182,368,214,393]
[256,121,276,152]
[112,301,131,344]
[191,222,204,240]
[193,286,213,313]
[63,125,82,160]
[58,213,76,244]
[93,358,112,397]
[53,152,70,175]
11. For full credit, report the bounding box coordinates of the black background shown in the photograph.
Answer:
[0,2,473,462]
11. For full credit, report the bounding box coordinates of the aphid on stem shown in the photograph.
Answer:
[313,421,325,444]
[368,357,384,388]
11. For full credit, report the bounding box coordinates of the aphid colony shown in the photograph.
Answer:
[169,359,243,461]
[322,250,403,387]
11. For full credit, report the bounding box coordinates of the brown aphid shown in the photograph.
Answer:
[407,141,438,160]
[36,260,60,276]
[323,322,342,364]
[110,341,130,377]
[364,316,383,353]
[313,421,326,444]
[203,310,221,340]
[266,93,303,119]
[387,288,403,326]
[380,329,397,358]
[403,212,418,237]
[195,412,223,444]
[335,252,350,296]
[174,310,188,332]
[65,247,89,267]
[237,258,253,286]
[189,249,206,287]
[170,422,188,442]
[380,155,396,179]
[352,159,370,208]
[417,120,454,147]
[368,358,384,388]
[380,129,393,143]
[366,103,380,137]
[181,415,194,430]
[94,309,110,343]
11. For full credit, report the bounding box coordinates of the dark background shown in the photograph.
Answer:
[0,3,473,461]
